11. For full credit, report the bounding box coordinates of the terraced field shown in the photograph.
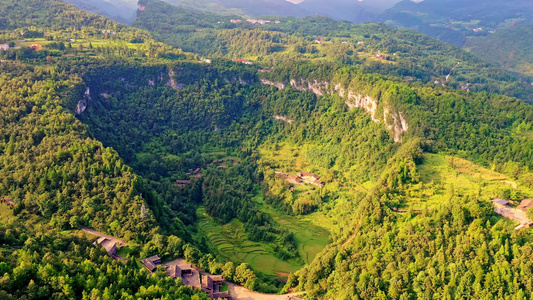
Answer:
[196,205,329,276]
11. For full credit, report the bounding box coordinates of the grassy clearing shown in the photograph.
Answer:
[401,153,533,210]
[116,245,139,258]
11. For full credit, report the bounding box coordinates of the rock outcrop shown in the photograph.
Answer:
[260,78,410,142]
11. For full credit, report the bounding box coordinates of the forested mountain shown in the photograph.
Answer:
[2,0,533,299]
[133,0,533,104]
[160,0,312,18]
[63,0,137,24]
[381,0,533,47]
[464,25,533,79]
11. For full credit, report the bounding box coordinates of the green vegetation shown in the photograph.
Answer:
[197,206,301,275]
[2,0,533,299]
[134,0,533,104]
[464,25,533,78]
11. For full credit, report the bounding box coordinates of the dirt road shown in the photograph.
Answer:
[225,282,306,300]
[81,226,128,246]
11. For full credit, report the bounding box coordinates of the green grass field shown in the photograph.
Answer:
[401,153,533,210]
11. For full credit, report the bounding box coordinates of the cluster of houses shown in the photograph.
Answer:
[246,19,281,25]
[492,198,533,230]
[92,233,231,299]
[231,58,253,65]
[141,256,231,299]
[101,30,117,35]
[275,171,325,188]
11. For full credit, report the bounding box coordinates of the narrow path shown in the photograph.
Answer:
[342,217,363,247]
[81,226,128,246]
[225,282,306,300]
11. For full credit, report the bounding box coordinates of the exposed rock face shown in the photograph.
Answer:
[166,69,185,90]
[289,79,329,96]
[76,100,87,115]
[76,87,91,115]
[260,79,286,89]
[260,78,410,142]
[273,115,294,124]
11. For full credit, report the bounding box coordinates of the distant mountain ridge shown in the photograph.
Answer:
[464,25,533,79]
[381,0,533,46]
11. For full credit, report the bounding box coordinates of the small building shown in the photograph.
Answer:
[492,198,509,208]
[298,171,320,181]
[217,165,227,169]
[194,173,204,179]
[517,199,533,213]
[168,263,194,279]
[202,275,230,299]
[312,180,325,188]
[230,19,242,24]
[30,44,42,51]
[0,44,10,51]
[193,168,201,175]
[93,237,117,255]
[287,174,302,185]
[176,179,191,186]
[141,255,162,272]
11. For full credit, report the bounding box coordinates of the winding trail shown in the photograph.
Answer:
[342,217,363,247]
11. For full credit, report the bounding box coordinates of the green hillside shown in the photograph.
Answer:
[2,0,533,299]
[464,25,533,78]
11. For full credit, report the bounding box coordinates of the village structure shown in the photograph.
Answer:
[86,227,232,299]
[140,257,231,299]
[275,171,325,188]
[492,198,533,230]
[0,44,10,51]
[246,19,281,25]
[231,58,253,65]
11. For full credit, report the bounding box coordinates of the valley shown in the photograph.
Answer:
[1,0,533,299]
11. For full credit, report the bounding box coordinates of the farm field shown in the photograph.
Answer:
[399,153,533,210]
[251,193,331,264]
[196,202,330,276]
